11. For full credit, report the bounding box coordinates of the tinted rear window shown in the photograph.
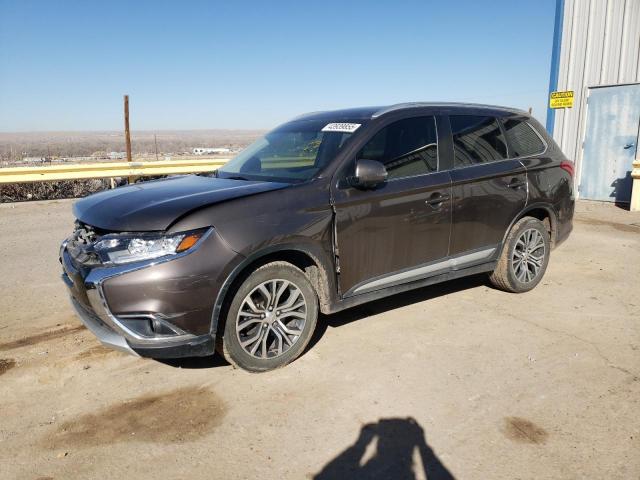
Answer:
[450,115,507,167]
[502,119,546,157]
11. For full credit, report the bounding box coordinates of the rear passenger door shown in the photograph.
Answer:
[447,115,527,258]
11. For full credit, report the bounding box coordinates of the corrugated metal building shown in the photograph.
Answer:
[548,0,640,203]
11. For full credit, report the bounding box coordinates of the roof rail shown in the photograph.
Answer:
[372,102,529,118]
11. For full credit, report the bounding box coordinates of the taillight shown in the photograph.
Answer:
[560,160,574,178]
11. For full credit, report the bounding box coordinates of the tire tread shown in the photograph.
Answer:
[220,261,318,372]
[489,217,549,293]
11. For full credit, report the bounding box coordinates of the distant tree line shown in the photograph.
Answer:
[0,130,264,162]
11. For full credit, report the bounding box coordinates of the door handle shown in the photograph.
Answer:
[624,143,635,150]
[507,178,526,189]
[425,193,450,208]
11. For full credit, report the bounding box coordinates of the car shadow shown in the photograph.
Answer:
[306,273,488,352]
[313,417,455,480]
[159,273,488,370]
[156,352,230,369]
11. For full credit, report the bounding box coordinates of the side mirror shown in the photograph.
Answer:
[351,159,388,189]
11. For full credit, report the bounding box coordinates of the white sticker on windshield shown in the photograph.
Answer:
[321,122,361,133]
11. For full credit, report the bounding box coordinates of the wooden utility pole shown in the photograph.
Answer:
[154,133,159,161]
[124,95,133,183]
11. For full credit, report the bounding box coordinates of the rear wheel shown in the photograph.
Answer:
[221,261,318,372]
[489,217,550,293]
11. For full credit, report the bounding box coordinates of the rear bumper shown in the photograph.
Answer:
[554,195,575,248]
[555,222,573,248]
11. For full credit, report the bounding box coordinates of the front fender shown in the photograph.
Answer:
[208,241,338,336]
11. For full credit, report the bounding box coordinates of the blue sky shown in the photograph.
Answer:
[0,0,556,132]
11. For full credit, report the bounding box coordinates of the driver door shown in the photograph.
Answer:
[331,115,452,296]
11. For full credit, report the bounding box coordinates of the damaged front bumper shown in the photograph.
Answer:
[59,228,238,358]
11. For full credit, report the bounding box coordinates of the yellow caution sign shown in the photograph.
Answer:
[549,90,574,109]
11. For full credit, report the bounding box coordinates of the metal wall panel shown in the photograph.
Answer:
[580,84,640,201]
[601,0,627,83]
[548,0,640,197]
[620,0,640,81]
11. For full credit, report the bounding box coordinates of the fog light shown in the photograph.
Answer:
[150,317,177,335]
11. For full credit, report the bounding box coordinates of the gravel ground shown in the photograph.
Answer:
[0,198,638,480]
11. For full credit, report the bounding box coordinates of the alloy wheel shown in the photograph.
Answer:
[235,279,307,359]
[511,228,546,283]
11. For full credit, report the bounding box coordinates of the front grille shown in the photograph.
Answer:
[74,221,100,244]
[67,242,101,265]
[66,221,105,266]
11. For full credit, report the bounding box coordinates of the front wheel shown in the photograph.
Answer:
[221,261,318,372]
[489,217,550,293]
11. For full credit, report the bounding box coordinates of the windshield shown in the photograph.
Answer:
[217,119,363,182]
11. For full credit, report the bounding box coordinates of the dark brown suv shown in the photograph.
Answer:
[60,103,574,371]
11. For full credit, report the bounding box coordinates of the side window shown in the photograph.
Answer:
[502,119,546,157]
[356,116,438,179]
[450,115,507,168]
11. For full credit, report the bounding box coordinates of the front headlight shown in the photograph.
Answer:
[93,228,208,265]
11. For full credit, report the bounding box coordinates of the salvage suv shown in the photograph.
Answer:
[60,103,574,372]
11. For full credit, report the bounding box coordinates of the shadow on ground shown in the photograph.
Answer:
[314,417,454,480]
[157,353,230,369]
[307,274,488,351]
[610,171,632,208]
[159,274,487,370]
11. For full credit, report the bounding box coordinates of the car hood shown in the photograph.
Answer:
[73,175,290,231]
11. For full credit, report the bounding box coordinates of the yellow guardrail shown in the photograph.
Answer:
[0,158,230,184]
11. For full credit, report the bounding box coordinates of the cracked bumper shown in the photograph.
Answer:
[59,228,239,358]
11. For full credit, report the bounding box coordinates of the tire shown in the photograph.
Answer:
[489,217,550,293]
[221,261,318,372]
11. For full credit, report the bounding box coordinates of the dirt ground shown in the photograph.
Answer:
[1,199,639,480]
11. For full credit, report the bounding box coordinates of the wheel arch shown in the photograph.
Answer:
[518,204,558,246]
[209,243,336,336]
[500,203,559,254]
